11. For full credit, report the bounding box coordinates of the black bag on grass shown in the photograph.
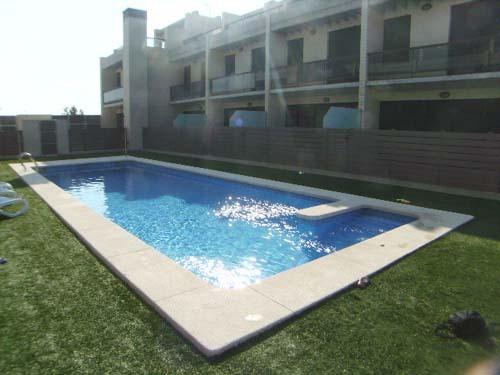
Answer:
[436,311,488,340]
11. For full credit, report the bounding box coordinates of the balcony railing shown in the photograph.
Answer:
[210,71,264,95]
[368,34,500,80]
[271,0,360,31]
[271,56,359,89]
[147,37,165,48]
[103,87,124,104]
[170,81,206,101]
[210,12,267,49]
[101,48,123,69]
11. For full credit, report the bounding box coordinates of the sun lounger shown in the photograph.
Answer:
[0,196,29,218]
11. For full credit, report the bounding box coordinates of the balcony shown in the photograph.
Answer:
[103,87,124,104]
[210,12,266,49]
[271,0,361,32]
[210,71,264,96]
[368,34,500,80]
[101,48,122,70]
[271,56,359,89]
[168,35,206,61]
[146,37,165,49]
[170,81,205,102]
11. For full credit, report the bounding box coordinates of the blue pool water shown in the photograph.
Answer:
[41,161,415,288]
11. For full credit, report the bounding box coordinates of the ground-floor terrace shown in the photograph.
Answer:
[163,79,500,131]
[1,150,499,373]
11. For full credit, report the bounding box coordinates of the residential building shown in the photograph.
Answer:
[100,0,500,149]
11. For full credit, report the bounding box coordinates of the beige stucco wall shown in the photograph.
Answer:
[282,18,361,63]
[148,48,171,127]
[221,39,266,75]
[377,0,471,49]
[190,59,205,82]
[208,50,225,79]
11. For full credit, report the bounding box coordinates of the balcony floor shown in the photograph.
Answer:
[368,71,500,91]
[170,96,206,105]
[209,90,265,101]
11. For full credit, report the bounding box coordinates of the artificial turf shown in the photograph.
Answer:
[0,151,499,374]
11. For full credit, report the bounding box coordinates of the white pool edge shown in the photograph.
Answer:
[10,156,473,357]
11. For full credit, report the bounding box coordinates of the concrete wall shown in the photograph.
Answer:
[123,8,149,149]
[147,48,170,127]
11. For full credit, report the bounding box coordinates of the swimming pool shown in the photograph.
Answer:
[13,156,472,356]
[41,160,415,288]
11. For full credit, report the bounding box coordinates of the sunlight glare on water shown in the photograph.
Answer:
[41,161,414,288]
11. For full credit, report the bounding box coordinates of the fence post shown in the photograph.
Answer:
[83,128,87,152]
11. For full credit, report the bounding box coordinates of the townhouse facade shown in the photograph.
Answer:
[100,0,500,149]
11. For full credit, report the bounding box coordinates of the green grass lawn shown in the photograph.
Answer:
[1,151,499,374]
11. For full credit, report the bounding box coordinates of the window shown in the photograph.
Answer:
[201,61,206,81]
[450,0,500,41]
[328,26,361,59]
[116,70,121,88]
[287,38,303,65]
[225,54,235,76]
[251,47,265,72]
[383,16,411,62]
[183,65,191,85]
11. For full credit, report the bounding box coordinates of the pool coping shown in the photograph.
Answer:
[10,156,473,357]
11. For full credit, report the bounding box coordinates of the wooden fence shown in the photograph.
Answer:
[69,127,125,153]
[0,126,21,157]
[143,127,500,193]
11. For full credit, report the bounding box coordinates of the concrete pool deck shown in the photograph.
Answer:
[11,156,473,357]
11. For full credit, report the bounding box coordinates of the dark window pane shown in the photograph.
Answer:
[287,38,303,65]
[251,47,266,72]
[225,55,235,76]
[328,26,361,59]
[450,0,500,41]
[383,15,411,62]
[183,66,191,85]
